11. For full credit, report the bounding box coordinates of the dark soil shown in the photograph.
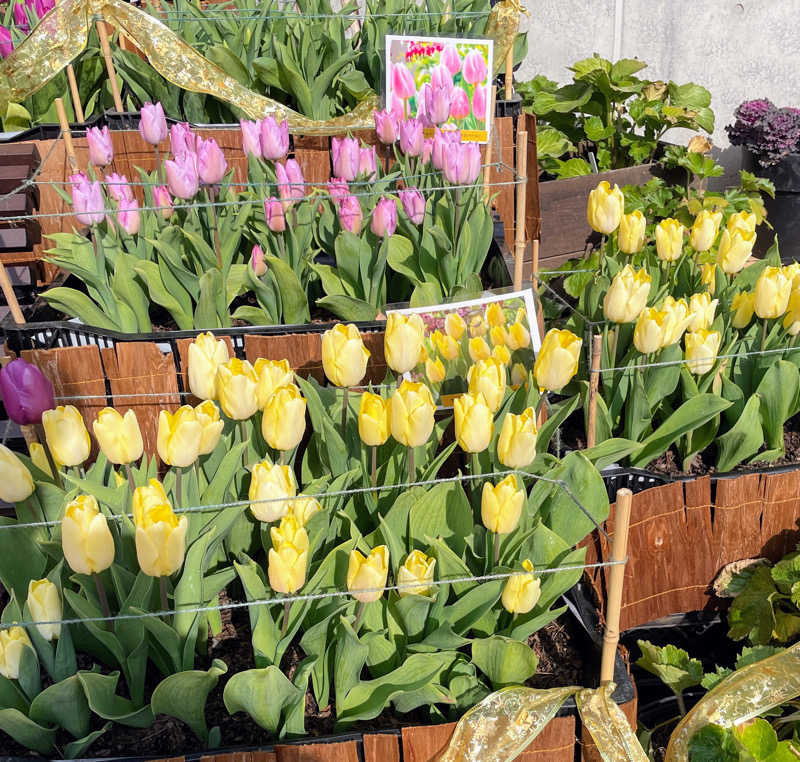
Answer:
[526,613,585,690]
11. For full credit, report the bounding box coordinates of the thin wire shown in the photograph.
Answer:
[151,9,490,19]
[0,127,64,204]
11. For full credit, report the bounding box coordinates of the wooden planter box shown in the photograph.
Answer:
[0,143,42,273]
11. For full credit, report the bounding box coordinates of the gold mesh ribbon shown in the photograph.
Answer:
[577,685,649,762]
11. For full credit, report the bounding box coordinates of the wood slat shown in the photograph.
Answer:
[490,116,515,247]
[759,469,800,559]
[363,733,401,762]
[244,333,325,383]
[712,474,763,570]
[519,112,541,244]
[402,723,455,762]
[274,740,360,762]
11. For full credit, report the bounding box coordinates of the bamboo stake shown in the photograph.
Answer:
[65,65,84,123]
[513,130,528,291]
[586,334,602,448]
[504,47,513,100]
[482,85,497,203]
[0,263,24,324]
[55,98,79,174]
[96,21,124,112]
[600,488,633,685]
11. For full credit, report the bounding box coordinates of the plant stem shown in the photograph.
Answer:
[761,318,768,351]
[352,600,366,632]
[206,187,223,269]
[240,420,249,468]
[280,450,286,466]
[675,691,687,717]
[494,531,499,565]
[193,460,201,490]
[124,462,136,495]
[32,424,62,488]
[610,324,620,367]
[341,387,349,435]
[159,576,169,620]
[153,146,163,185]
[94,574,111,628]
[535,392,548,421]
[72,465,81,480]
[175,466,182,510]
[408,445,415,482]
[281,601,291,637]
[371,446,377,488]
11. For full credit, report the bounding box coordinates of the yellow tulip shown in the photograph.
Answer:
[268,515,308,594]
[687,292,718,332]
[0,444,34,503]
[417,344,429,364]
[390,381,435,447]
[785,263,800,291]
[322,324,370,387]
[425,357,446,384]
[358,393,391,447]
[498,407,537,469]
[701,263,717,294]
[506,321,531,351]
[485,303,507,327]
[511,363,528,387]
[454,392,493,453]
[194,400,224,455]
[655,218,684,262]
[254,358,294,409]
[603,264,651,323]
[685,329,721,375]
[586,180,624,234]
[42,405,90,467]
[754,266,792,319]
[732,291,755,329]
[93,408,143,465]
[783,290,800,336]
[493,345,512,366]
[634,308,669,354]
[502,559,541,614]
[468,336,491,362]
[431,330,459,360]
[187,332,229,401]
[248,460,296,522]
[397,550,436,597]
[727,210,757,236]
[467,357,507,412]
[261,384,307,451]
[133,479,187,577]
[215,358,259,420]
[717,228,756,274]
[291,495,323,525]
[489,325,507,347]
[0,627,32,679]
[445,312,466,340]
[384,313,425,374]
[618,210,647,254]
[156,406,201,468]
[469,314,488,337]
[533,329,582,392]
[61,494,115,575]
[346,545,389,603]
[689,210,722,252]
[29,442,52,477]
[481,474,524,534]
[27,579,61,641]
[661,296,692,346]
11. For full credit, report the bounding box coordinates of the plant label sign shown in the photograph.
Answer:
[385,34,494,143]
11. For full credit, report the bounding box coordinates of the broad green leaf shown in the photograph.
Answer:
[317,294,379,321]
[635,640,704,697]
[264,255,309,324]
[716,394,765,473]
[757,361,798,450]
[76,671,153,727]
[408,482,472,557]
[0,517,47,602]
[40,287,118,331]
[471,635,538,688]
[0,708,56,753]
[687,724,739,762]
[334,618,369,714]
[29,674,90,738]
[727,567,777,644]
[223,665,303,735]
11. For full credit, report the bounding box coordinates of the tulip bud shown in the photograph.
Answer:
[603,264,651,324]
[71,175,105,225]
[331,137,360,182]
[268,515,308,594]
[482,304,503,329]
[261,383,306,452]
[138,102,168,146]
[497,407,537,469]
[152,185,173,219]
[655,218,685,262]
[468,356,507,411]
[685,329,721,375]
[441,44,461,75]
[188,332,230,401]
[240,119,261,158]
[105,173,134,203]
[492,345,511,366]
[254,358,294,409]
[533,329,582,392]
[754,266,792,319]
[194,400,224,455]
[291,495,322,525]
[338,194,363,234]
[249,459,296,522]
[481,474,524,534]
[587,181,624,234]
[358,392,391,447]
[374,109,399,144]
[717,227,756,274]
[0,26,13,58]
[445,312,466,340]
[431,128,461,171]
[347,545,389,603]
[391,63,416,99]
[511,363,527,388]
[359,146,377,180]
[506,321,531,351]
[27,579,61,641]
[686,292,718,332]
[701,263,717,294]
[87,126,113,166]
[397,550,436,597]
[264,197,286,232]
[42,405,90,467]
[732,291,755,329]
[399,188,426,225]
[454,392,493,453]
[390,380,435,447]
[157,406,201,467]
[431,330,459,360]
[468,336,491,362]
[93,408,143,465]
[633,307,669,354]
[449,86,470,120]
[0,444,34,503]
[727,210,757,236]
[276,160,306,207]
[0,358,54,425]
[370,196,397,238]
[462,49,487,84]
[215,358,259,420]
[661,296,692,346]
[259,116,289,161]
[617,210,647,254]
[196,137,228,185]
[170,122,196,158]
[425,357,446,384]
[384,312,425,374]
[322,324,370,388]
[116,197,140,236]
[62,494,115,575]
[250,244,267,277]
[443,142,482,185]
[502,559,541,614]
[133,479,188,577]
[784,290,800,336]
[165,153,199,200]
[470,316,487,337]
[689,210,722,252]
[472,85,487,120]
[0,627,33,680]
[491,327,507,349]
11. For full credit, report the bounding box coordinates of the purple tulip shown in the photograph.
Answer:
[359,146,377,180]
[105,173,133,203]
[416,83,432,128]
[13,4,28,32]
[240,119,261,158]
[441,45,461,76]
[276,160,305,207]
[472,85,487,121]
[138,102,167,146]
[338,194,363,234]
[462,50,487,85]
[373,109,399,144]
[422,138,433,165]
[170,122,196,159]
[116,198,140,235]
[399,118,424,157]
[449,86,470,120]
[443,142,482,186]
[196,137,227,185]
[260,116,289,161]
[426,65,454,126]
[71,174,105,225]
[370,196,396,238]
[331,136,360,182]
[87,126,113,167]
[0,358,54,425]
[327,178,350,205]
[251,245,267,276]
[399,188,425,225]
[392,63,416,101]
[164,153,199,199]
[264,197,286,232]
[0,25,14,58]
[432,128,461,170]
[152,185,173,219]
[32,0,54,17]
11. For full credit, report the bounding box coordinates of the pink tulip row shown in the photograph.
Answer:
[0,0,54,57]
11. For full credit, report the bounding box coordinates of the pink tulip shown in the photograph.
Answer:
[390,96,405,124]
[449,87,470,120]
[116,198,140,235]
[426,65,454,126]
[359,146,377,180]
[0,25,14,58]
[71,175,105,226]
[338,194,363,234]
[264,197,286,232]
[170,123,196,158]
[392,63,416,100]
[472,85,487,121]
[32,0,54,17]
[196,137,227,185]
[13,4,28,32]
[373,109,399,144]
[399,118,424,157]
[416,83,432,128]
[87,126,113,167]
[251,245,267,276]
[240,119,261,158]
[462,50,487,85]
[331,136,360,182]
[432,128,462,170]
[260,116,289,161]
[276,160,305,206]
[327,178,350,205]
[164,153,199,199]
[105,173,133,203]
[152,185,173,219]
[138,102,167,146]
[399,188,425,225]
[443,142,481,185]
[441,45,461,76]
[422,138,433,165]
[370,196,397,238]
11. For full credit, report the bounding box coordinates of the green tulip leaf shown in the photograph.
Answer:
[756,360,799,451]
[716,394,765,473]
[408,481,472,557]
[317,294,379,322]
[472,635,538,688]
[0,517,47,603]
[63,722,111,759]
[29,674,90,738]
[223,665,303,735]
[0,708,56,754]
[76,671,153,727]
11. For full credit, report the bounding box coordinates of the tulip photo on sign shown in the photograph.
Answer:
[385,35,494,143]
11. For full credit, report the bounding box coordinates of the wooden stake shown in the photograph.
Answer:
[482,85,497,203]
[0,262,25,324]
[55,98,79,174]
[504,47,513,100]
[513,130,528,291]
[65,65,84,123]
[587,334,602,448]
[96,21,124,113]
[600,488,633,685]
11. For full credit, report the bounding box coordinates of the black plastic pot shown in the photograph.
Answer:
[752,151,800,262]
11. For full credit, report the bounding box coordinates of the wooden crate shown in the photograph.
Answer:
[0,143,42,275]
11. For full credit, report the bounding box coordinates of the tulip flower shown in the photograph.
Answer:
[633,307,669,354]
[493,345,511,365]
[498,407,537,469]
[259,116,289,160]
[0,358,54,425]
[276,159,306,206]
[254,358,294,408]
[331,137,360,181]
[0,627,33,680]
[358,392,391,447]
[359,146,377,180]
[249,459,296,522]
[727,210,757,236]
[685,329,721,374]
[441,44,461,75]
[392,63,416,100]
[482,474,524,534]
[133,480,188,577]
[87,125,113,166]
[268,515,308,594]
[152,185,173,219]
[347,546,389,603]
[264,197,286,232]
[215,358,259,420]
[468,336,491,363]
[472,85,487,120]
[618,210,647,254]
[240,119,261,157]
[655,218,685,262]
[443,142,482,185]
[445,312,466,340]
[422,357,443,386]
[370,197,397,238]
[164,153,199,199]
[188,332,230,401]
[291,495,322,525]
[251,244,267,276]
[27,579,61,641]
[384,312,425,373]
[322,323,370,388]
[717,227,756,274]
[337,194,363,234]
[687,292,718,332]
[138,102,168,146]
[533,329,582,392]
[261,384,307,452]
[424,66,454,126]
[603,264,651,324]
[506,321,531,351]
[0,444,34,503]
[399,118,424,156]
[656,296,689,347]
[42,405,90,467]
[196,137,227,185]
[463,49,488,83]
[511,363,527,387]
[374,109,399,144]
[422,138,434,164]
[170,122,196,158]
[754,266,792,319]
[586,181,624,234]
[489,326,507,348]
[484,304,505,329]
[701,263,717,294]
[71,175,105,225]
[105,173,134,203]
[399,188,425,225]
[431,330,459,361]
[784,290,800,336]
[449,86,470,120]
[689,210,722,252]
[0,26,13,58]
[468,357,507,412]
[502,559,541,614]
[431,128,461,170]
[391,380,435,447]
[732,291,755,329]
[157,406,202,467]
[397,550,436,597]
[61,494,115,575]
[93,408,143,465]
[13,3,28,32]
[327,178,350,204]
[116,197,140,235]
[454,392,493,453]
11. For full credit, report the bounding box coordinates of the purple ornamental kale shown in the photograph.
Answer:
[726,99,800,166]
